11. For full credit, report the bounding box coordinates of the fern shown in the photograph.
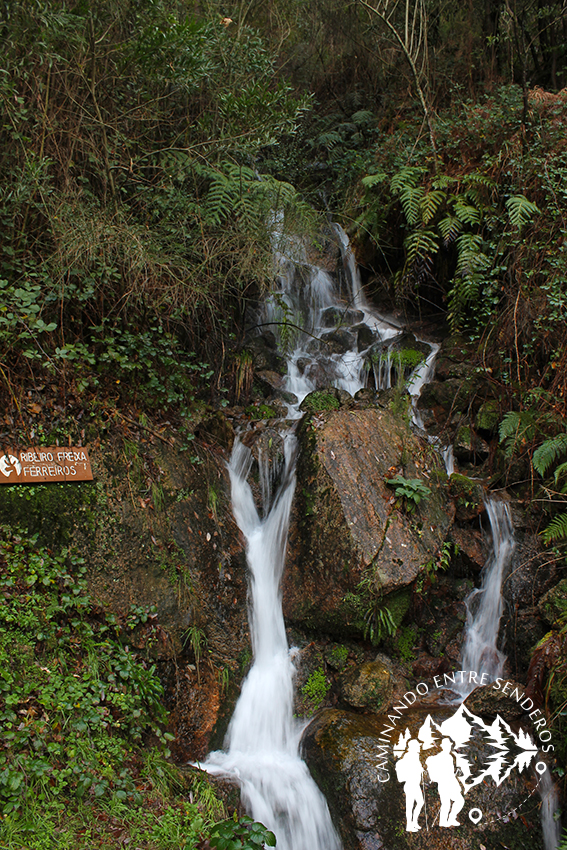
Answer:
[438,214,462,245]
[532,432,567,476]
[404,229,438,266]
[454,197,481,225]
[361,172,387,188]
[541,513,567,545]
[498,410,538,457]
[432,174,456,190]
[400,185,425,226]
[506,194,540,229]
[390,166,425,193]
[421,189,446,225]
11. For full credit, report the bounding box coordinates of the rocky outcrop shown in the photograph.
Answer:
[283,404,454,634]
[302,707,545,850]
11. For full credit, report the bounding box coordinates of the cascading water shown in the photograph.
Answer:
[203,228,410,849]
[205,437,341,850]
[457,498,516,698]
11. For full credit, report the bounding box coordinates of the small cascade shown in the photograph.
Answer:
[540,768,561,850]
[457,498,516,698]
[205,437,341,850]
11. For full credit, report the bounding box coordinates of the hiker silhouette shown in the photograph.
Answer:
[426,737,465,827]
[395,738,424,831]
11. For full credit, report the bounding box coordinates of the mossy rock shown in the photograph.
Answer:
[538,578,567,627]
[338,656,393,711]
[299,390,341,412]
[475,400,500,434]
[448,472,485,521]
[0,481,99,546]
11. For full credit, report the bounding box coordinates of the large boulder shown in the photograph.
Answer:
[302,706,547,850]
[283,406,454,634]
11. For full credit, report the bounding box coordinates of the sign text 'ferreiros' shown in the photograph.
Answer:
[0,448,93,484]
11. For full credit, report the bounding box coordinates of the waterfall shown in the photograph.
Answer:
[202,226,443,848]
[457,498,515,697]
[204,437,341,850]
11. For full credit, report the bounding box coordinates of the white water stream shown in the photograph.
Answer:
[457,498,516,698]
[205,437,341,850]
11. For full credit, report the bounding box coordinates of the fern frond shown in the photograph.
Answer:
[499,411,523,441]
[541,512,567,545]
[506,194,540,229]
[463,172,496,190]
[317,130,343,149]
[400,185,425,226]
[421,189,446,225]
[438,215,462,245]
[352,109,375,125]
[390,166,425,193]
[432,174,456,190]
[454,198,481,225]
[404,229,438,266]
[533,432,567,476]
[361,172,387,188]
[555,460,567,488]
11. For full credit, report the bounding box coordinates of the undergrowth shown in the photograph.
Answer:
[0,526,271,849]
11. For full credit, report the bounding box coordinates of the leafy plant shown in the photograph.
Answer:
[386,475,431,512]
[209,815,276,850]
[301,669,330,710]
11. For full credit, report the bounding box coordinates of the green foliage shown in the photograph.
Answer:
[386,475,431,512]
[301,669,330,710]
[209,815,276,850]
[0,526,172,816]
[0,0,312,410]
[245,403,278,420]
[541,514,567,546]
[532,432,567,479]
[301,391,340,412]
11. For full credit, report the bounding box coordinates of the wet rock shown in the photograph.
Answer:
[320,328,357,354]
[352,323,376,351]
[245,333,286,373]
[449,525,486,572]
[255,369,287,394]
[195,412,235,452]
[448,473,486,522]
[538,577,567,627]
[338,657,394,711]
[283,407,454,635]
[321,307,365,328]
[463,681,533,721]
[453,424,490,465]
[302,706,544,850]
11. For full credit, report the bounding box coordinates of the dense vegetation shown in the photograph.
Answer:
[2,0,567,844]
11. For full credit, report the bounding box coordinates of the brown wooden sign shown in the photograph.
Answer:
[0,447,93,484]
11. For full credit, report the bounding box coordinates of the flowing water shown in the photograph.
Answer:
[203,229,407,849]
[205,437,341,850]
[457,498,516,698]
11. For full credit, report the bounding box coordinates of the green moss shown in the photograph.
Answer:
[301,668,330,710]
[475,400,500,433]
[300,391,340,412]
[324,644,349,670]
[395,624,418,661]
[245,403,278,420]
[448,472,484,510]
[0,482,99,546]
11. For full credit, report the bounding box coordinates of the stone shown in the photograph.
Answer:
[283,407,454,635]
[302,706,544,850]
[339,658,394,711]
[538,578,567,627]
